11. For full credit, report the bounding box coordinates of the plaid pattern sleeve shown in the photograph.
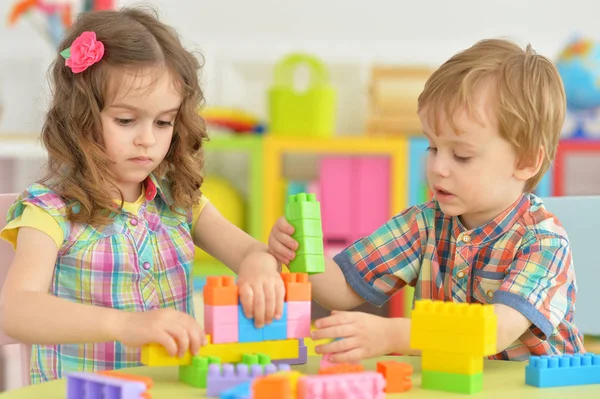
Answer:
[334,204,431,306]
[493,233,572,340]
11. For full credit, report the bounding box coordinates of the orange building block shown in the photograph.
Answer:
[318,363,365,375]
[376,361,413,393]
[203,276,238,305]
[97,371,153,399]
[253,375,292,399]
[281,273,311,301]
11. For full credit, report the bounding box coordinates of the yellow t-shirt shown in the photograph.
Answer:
[1,189,207,250]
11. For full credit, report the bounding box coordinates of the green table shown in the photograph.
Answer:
[2,355,599,398]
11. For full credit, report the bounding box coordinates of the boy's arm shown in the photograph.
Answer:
[310,257,365,310]
[493,304,532,353]
[0,227,124,344]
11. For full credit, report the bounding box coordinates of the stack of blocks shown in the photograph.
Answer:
[410,300,497,394]
[285,193,325,274]
[203,274,311,344]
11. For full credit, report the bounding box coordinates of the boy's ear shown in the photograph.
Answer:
[514,146,544,182]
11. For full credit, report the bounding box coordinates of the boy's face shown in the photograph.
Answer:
[100,66,181,200]
[420,85,535,229]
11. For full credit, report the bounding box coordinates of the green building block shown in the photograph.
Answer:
[285,193,325,274]
[422,370,483,394]
[179,356,220,388]
[241,353,271,369]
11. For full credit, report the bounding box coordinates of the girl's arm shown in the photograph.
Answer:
[0,227,123,344]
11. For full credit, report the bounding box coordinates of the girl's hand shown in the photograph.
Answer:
[268,216,298,265]
[115,308,207,358]
[237,251,286,328]
[311,310,398,363]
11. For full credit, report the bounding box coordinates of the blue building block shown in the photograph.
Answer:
[220,381,251,399]
[263,303,288,341]
[525,353,600,388]
[238,303,288,343]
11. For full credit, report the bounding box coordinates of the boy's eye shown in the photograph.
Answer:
[426,146,437,153]
[156,120,174,128]
[116,118,134,126]
[454,155,471,162]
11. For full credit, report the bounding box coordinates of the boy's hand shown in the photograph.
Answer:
[311,310,397,363]
[115,308,207,358]
[268,216,298,265]
[237,251,285,328]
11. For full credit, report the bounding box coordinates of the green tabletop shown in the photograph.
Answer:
[1,355,598,398]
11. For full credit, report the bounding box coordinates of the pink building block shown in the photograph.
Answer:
[204,304,238,344]
[298,371,385,399]
[287,301,311,339]
[319,157,354,245]
[354,157,390,240]
[320,353,335,369]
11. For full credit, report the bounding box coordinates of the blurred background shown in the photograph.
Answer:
[2,0,600,391]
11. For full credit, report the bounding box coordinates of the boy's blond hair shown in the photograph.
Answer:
[418,38,565,192]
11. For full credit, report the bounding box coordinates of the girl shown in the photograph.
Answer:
[0,7,284,383]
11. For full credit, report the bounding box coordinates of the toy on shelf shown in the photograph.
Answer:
[202,107,266,135]
[268,53,336,138]
[525,353,600,388]
[365,66,432,136]
[410,300,498,394]
[285,193,325,274]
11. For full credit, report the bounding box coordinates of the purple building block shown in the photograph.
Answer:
[206,362,291,397]
[272,338,308,366]
[67,372,146,399]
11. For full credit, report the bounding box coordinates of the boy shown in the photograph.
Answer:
[268,39,585,362]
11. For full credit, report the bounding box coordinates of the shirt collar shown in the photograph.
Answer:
[450,193,530,246]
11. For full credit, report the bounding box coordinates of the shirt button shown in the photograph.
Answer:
[462,234,471,243]
[487,290,494,299]
[130,218,138,226]
[457,271,466,278]
[142,262,151,270]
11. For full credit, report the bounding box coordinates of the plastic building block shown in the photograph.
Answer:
[319,353,336,369]
[204,276,238,306]
[421,370,483,394]
[376,361,412,393]
[272,339,308,366]
[253,375,292,399]
[206,362,291,397]
[525,353,600,388]
[220,381,251,399]
[410,300,497,356]
[421,351,482,374]
[318,363,364,375]
[205,304,239,344]
[281,273,311,302]
[287,301,311,339]
[143,336,299,365]
[285,193,325,274]
[241,353,271,368]
[179,356,221,388]
[67,372,146,399]
[297,371,386,399]
[238,303,288,342]
[96,371,153,399]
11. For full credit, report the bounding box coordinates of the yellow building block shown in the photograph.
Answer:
[410,300,497,356]
[421,351,483,375]
[141,335,299,366]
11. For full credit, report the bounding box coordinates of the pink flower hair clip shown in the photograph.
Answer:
[60,31,105,73]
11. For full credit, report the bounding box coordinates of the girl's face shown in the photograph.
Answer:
[100,66,182,201]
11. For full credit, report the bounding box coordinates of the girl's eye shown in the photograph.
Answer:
[454,155,471,162]
[116,118,134,126]
[156,120,174,128]
[426,146,437,153]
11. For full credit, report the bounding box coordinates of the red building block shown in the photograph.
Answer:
[203,276,238,306]
[376,360,413,393]
[281,273,311,302]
